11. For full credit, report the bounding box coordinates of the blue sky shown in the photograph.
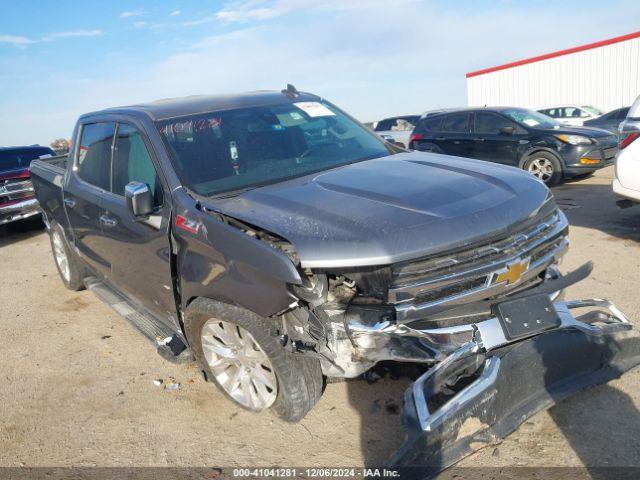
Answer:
[1,0,639,146]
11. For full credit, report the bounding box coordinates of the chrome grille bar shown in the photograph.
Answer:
[390,210,569,323]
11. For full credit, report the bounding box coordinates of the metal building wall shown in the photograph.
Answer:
[467,34,640,111]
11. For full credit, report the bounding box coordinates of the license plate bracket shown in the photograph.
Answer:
[495,294,561,341]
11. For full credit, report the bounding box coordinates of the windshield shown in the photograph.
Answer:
[157,100,393,196]
[582,105,604,116]
[0,147,54,171]
[501,108,559,129]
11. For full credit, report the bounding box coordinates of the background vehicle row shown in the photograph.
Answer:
[408,107,617,185]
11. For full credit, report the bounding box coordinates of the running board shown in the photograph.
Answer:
[84,277,193,364]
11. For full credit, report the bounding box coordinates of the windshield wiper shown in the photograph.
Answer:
[208,184,267,199]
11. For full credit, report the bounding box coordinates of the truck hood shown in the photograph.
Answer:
[207,152,551,268]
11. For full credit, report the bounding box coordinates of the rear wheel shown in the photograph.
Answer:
[524,152,563,186]
[413,142,443,153]
[49,222,86,291]
[186,298,323,422]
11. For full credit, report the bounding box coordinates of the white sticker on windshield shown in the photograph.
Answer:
[523,119,539,127]
[294,101,336,117]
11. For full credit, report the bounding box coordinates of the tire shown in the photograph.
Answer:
[185,298,323,422]
[413,142,443,153]
[523,152,563,186]
[48,222,86,291]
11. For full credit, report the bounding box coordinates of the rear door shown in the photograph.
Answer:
[63,121,115,276]
[98,121,176,324]
[471,112,524,166]
[436,112,473,156]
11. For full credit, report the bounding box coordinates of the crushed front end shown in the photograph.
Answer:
[282,202,640,472]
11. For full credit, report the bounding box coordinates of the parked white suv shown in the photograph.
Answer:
[613,96,640,204]
[373,115,419,148]
[538,105,604,126]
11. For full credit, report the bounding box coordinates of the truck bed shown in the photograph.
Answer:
[31,154,68,175]
[30,154,69,229]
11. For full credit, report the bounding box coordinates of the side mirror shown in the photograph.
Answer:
[500,126,516,135]
[125,181,153,218]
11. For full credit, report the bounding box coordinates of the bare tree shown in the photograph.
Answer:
[50,138,70,155]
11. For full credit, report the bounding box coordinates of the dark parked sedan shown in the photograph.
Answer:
[584,106,629,133]
[409,107,618,185]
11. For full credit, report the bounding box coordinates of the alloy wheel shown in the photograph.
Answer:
[201,319,278,410]
[528,157,555,182]
[52,231,70,282]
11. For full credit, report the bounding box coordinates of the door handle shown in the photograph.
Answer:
[474,137,485,142]
[435,137,446,141]
[99,215,117,228]
[63,197,76,208]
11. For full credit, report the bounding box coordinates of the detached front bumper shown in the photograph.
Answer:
[388,299,640,474]
[0,197,40,225]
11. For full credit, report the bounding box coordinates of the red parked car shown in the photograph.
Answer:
[0,145,55,226]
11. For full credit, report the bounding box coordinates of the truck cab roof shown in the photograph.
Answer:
[84,90,321,121]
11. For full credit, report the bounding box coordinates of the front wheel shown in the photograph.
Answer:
[523,153,563,186]
[185,298,323,422]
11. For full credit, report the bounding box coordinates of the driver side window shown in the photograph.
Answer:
[112,123,163,207]
[474,112,515,135]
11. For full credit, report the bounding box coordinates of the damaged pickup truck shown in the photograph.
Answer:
[31,86,640,471]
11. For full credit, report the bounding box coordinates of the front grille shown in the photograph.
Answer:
[389,208,569,322]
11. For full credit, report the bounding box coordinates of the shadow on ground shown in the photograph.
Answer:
[548,384,640,477]
[0,216,44,248]
[345,364,421,466]
[552,182,640,242]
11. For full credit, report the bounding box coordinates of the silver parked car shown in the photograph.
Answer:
[537,104,604,126]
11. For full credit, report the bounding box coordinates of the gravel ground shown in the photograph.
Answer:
[1,166,639,472]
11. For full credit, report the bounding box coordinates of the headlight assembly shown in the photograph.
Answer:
[555,134,593,146]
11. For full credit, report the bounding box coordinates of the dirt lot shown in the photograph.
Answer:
[1,166,640,471]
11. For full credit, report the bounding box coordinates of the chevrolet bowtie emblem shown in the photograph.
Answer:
[495,258,530,285]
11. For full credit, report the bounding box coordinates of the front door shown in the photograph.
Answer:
[471,112,522,166]
[98,122,177,325]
